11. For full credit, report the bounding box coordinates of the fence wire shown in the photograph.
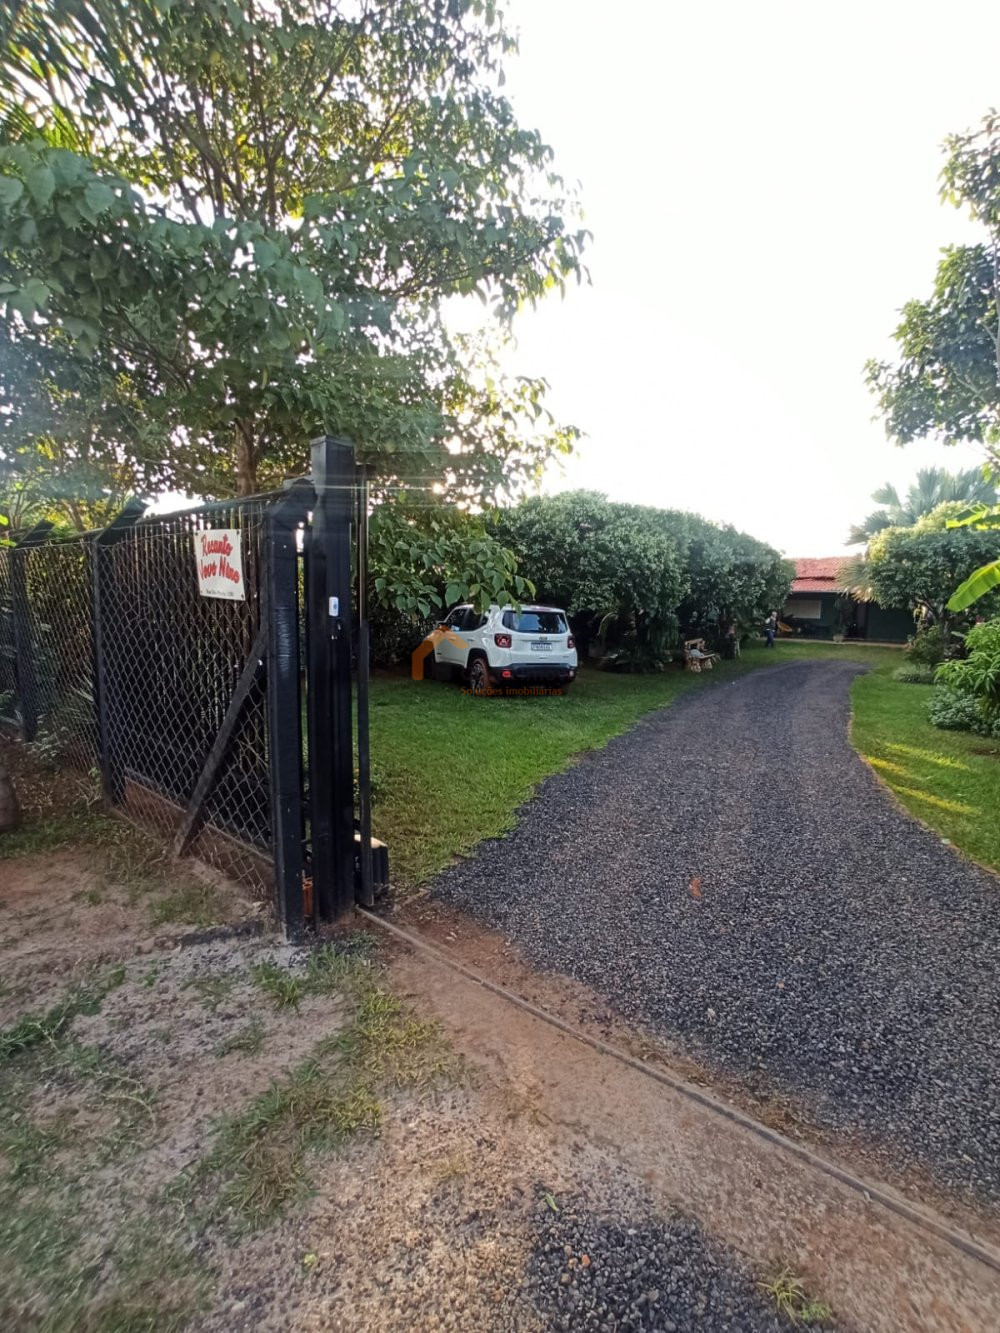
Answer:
[22,535,98,773]
[0,546,15,724]
[0,535,98,776]
[98,500,274,892]
[2,496,298,897]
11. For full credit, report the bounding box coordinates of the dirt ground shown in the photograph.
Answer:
[4,840,1000,1331]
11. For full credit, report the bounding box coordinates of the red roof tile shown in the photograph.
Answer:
[789,557,849,595]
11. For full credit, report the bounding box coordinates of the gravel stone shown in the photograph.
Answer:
[524,1191,793,1331]
[434,661,1000,1201]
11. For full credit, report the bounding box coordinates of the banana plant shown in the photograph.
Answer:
[947,506,1000,611]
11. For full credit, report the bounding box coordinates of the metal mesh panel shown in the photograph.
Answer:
[0,546,15,723]
[98,499,275,892]
[20,536,98,771]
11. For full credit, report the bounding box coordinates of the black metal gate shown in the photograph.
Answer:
[0,435,379,935]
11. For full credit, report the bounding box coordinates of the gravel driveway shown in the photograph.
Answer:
[434,661,1000,1203]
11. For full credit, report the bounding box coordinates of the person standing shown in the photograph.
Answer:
[764,612,777,648]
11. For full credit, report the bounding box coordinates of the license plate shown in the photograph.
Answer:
[530,640,552,652]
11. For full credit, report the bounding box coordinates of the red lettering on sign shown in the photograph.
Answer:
[199,534,234,558]
[219,555,241,585]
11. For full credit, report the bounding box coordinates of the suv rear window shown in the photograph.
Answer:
[502,610,567,634]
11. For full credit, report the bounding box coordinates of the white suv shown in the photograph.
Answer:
[424,603,578,694]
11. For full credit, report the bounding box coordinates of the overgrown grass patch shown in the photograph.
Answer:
[0,963,126,1062]
[757,1265,832,1326]
[214,1017,267,1059]
[251,936,375,1010]
[191,958,457,1230]
[149,875,230,927]
[0,976,181,1327]
[185,972,238,1011]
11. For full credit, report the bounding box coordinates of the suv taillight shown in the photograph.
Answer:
[494,633,512,648]
[567,635,575,649]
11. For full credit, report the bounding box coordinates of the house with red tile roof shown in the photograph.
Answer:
[782,557,913,642]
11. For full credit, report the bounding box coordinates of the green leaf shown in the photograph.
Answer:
[946,505,1000,531]
[253,237,279,270]
[26,164,56,207]
[948,559,1000,611]
[0,176,24,206]
[83,181,116,215]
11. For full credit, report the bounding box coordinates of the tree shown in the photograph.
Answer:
[863,524,1000,627]
[366,499,529,665]
[0,0,586,500]
[848,467,997,544]
[491,492,687,667]
[865,110,1000,467]
[491,492,791,668]
[655,510,793,643]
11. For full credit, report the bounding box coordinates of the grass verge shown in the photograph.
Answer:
[370,642,901,886]
[1,934,443,1326]
[187,948,457,1230]
[1,742,239,928]
[0,967,184,1330]
[851,670,1000,872]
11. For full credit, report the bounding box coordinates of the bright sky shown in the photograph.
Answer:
[479,0,1000,557]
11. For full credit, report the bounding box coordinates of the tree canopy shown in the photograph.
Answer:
[0,0,586,513]
[848,467,996,545]
[491,491,687,667]
[866,111,1000,469]
[862,524,1000,626]
[491,491,791,669]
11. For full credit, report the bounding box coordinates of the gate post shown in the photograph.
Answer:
[355,464,374,908]
[92,501,145,804]
[265,484,309,938]
[307,436,356,920]
[10,521,54,741]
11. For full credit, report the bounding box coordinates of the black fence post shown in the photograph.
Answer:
[92,500,145,804]
[306,435,356,921]
[355,465,374,908]
[11,521,54,741]
[265,483,310,939]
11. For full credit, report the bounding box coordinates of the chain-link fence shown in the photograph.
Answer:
[2,439,376,931]
[1,495,297,897]
[0,531,97,773]
[97,498,277,891]
[0,545,17,725]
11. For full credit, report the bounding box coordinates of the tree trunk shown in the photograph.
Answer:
[234,422,258,497]
[0,750,20,833]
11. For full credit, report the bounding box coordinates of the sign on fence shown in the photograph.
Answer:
[193,529,246,600]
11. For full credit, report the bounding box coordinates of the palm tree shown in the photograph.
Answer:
[848,467,997,544]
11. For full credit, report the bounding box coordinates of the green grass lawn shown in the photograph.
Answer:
[369,638,1000,888]
[367,641,897,886]
[851,670,1000,873]
[369,662,711,885]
